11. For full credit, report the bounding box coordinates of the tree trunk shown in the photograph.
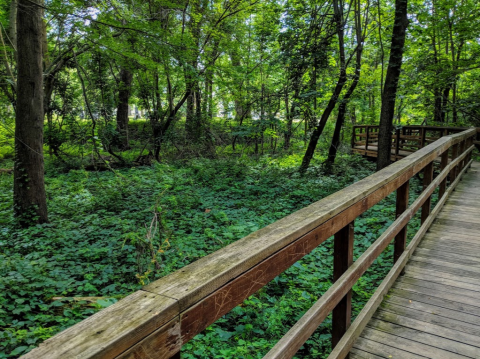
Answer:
[14,0,48,226]
[185,67,197,141]
[300,0,347,172]
[152,89,191,160]
[283,87,290,149]
[116,68,133,150]
[433,88,442,122]
[376,0,409,171]
[440,86,450,123]
[195,84,202,138]
[284,82,299,150]
[9,0,17,50]
[327,0,364,165]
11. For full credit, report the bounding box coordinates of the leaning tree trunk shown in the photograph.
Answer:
[327,67,361,164]
[327,0,364,165]
[14,0,48,226]
[116,67,133,150]
[300,0,346,172]
[376,0,409,171]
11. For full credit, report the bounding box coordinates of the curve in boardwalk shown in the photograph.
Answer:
[350,162,480,359]
[351,125,480,162]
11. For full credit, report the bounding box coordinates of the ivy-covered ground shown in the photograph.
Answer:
[0,154,427,358]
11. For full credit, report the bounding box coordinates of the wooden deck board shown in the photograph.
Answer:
[350,162,480,357]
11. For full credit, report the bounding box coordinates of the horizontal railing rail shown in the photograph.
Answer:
[22,128,477,359]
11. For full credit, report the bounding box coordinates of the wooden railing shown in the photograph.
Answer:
[351,125,479,160]
[22,129,477,359]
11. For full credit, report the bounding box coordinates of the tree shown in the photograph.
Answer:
[376,0,409,171]
[115,67,133,150]
[300,0,348,172]
[14,0,48,226]
[327,0,368,165]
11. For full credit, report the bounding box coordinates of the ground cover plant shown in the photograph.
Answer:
[0,152,430,358]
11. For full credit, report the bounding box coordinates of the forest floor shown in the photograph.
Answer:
[0,152,427,358]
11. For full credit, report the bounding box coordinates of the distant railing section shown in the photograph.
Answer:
[22,129,477,359]
[351,125,479,160]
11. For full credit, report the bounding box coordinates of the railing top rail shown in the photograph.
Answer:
[22,128,477,359]
[352,124,471,131]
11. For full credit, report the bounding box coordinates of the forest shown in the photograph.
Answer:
[1,0,480,357]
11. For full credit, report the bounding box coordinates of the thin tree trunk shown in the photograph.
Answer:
[195,84,202,139]
[14,0,48,226]
[153,89,191,160]
[376,0,409,171]
[431,13,443,123]
[300,0,347,172]
[116,67,133,150]
[283,86,291,149]
[440,86,450,123]
[185,66,196,141]
[327,0,365,164]
[377,0,384,95]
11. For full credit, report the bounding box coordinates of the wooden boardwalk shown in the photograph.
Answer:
[351,162,480,359]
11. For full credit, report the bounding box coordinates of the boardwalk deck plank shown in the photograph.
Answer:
[359,328,469,359]
[379,302,480,336]
[352,336,428,359]
[366,318,480,357]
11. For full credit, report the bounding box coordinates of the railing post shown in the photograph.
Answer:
[365,126,370,152]
[395,128,401,160]
[421,162,434,224]
[394,180,409,263]
[332,221,354,352]
[351,127,356,149]
[467,135,474,169]
[420,128,426,149]
[459,139,466,174]
[450,143,459,183]
[439,150,449,199]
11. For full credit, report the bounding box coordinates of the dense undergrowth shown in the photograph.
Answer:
[0,153,429,358]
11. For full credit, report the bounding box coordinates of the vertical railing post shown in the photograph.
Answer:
[450,143,459,183]
[332,221,354,353]
[421,162,434,224]
[420,128,426,149]
[394,180,409,263]
[459,139,466,173]
[439,150,449,199]
[395,128,401,160]
[365,126,370,152]
[351,126,356,150]
[467,135,473,169]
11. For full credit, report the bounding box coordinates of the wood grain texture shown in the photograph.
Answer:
[360,327,468,359]
[394,180,409,263]
[21,291,179,359]
[332,222,354,349]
